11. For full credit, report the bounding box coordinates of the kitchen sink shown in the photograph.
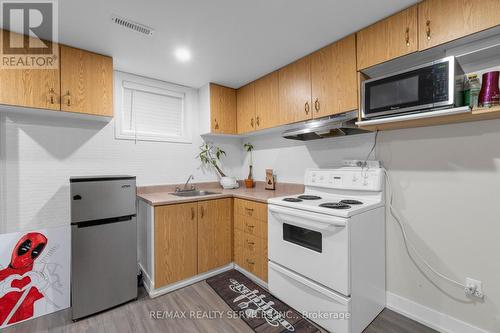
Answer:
[170,190,221,197]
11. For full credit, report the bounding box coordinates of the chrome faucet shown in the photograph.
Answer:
[176,175,195,192]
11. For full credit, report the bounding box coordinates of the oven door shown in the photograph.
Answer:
[268,205,350,296]
[361,58,453,119]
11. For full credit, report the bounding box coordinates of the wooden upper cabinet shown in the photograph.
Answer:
[198,199,233,274]
[236,82,256,134]
[356,5,418,70]
[60,45,113,116]
[311,35,358,118]
[418,0,500,50]
[0,30,60,110]
[154,203,198,288]
[209,83,237,134]
[255,71,280,130]
[279,56,312,124]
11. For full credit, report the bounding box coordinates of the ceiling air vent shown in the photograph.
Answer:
[111,15,154,36]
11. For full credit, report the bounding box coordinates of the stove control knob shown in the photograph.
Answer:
[352,176,358,182]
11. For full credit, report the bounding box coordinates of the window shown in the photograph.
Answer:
[114,71,194,143]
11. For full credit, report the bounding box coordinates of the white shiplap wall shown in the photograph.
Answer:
[0,110,242,233]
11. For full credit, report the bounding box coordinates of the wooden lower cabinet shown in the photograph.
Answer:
[154,198,267,288]
[154,198,233,289]
[154,202,198,288]
[234,229,268,282]
[198,198,233,273]
[233,199,268,282]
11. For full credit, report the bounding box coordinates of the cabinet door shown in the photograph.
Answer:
[418,0,500,50]
[236,82,255,133]
[0,30,60,110]
[210,83,237,134]
[198,199,233,273]
[311,35,358,118]
[356,6,418,70]
[60,45,113,116]
[155,203,198,288]
[255,71,280,130]
[279,56,312,124]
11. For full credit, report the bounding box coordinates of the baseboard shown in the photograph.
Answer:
[386,292,490,333]
[234,264,268,289]
[144,264,234,298]
[138,263,153,294]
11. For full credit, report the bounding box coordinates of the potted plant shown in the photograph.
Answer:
[197,143,239,189]
[244,142,254,188]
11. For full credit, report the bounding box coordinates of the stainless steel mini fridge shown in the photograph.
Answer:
[70,176,137,320]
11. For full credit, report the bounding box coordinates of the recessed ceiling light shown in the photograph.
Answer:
[174,48,191,62]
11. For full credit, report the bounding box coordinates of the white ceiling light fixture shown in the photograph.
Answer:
[174,48,191,62]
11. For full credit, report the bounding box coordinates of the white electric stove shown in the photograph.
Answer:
[267,166,386,333]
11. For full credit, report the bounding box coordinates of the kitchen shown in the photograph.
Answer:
[0,0,499,332]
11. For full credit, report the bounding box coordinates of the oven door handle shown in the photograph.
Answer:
[269,205,346,231]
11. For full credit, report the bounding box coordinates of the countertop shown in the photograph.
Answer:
[137,181,304,206]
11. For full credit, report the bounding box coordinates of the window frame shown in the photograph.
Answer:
[114,71,194,143]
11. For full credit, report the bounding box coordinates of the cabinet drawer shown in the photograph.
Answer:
[234,198,267,221]
[234,214,267,239]
[234,229,262,254]
[234,230,268,282]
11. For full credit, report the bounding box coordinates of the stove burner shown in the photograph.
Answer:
[297,195,322,200]
[283,198,302,202]
[319,202,351,209]
[340,199,363,205]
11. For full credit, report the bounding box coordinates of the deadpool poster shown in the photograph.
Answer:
[0,226,70,329]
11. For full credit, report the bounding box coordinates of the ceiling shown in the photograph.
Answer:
[59,0,418,89]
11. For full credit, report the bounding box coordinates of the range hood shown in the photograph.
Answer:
[282,111,369,141]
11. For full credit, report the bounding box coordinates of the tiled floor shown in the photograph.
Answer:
[2,281,438,333]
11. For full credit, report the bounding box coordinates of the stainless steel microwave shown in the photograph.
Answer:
[361,56,465,119]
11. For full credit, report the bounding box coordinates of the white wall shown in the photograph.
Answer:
[0,109,242,234]
[242,131,376,183]
[378,119,500,333]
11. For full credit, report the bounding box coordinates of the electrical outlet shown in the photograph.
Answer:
[465,278,484,299]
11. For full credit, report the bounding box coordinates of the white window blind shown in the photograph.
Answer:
[115,72,193,143]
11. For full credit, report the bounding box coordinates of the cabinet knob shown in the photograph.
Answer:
[200,206,205,218]
[405,27,410,46]
[314,98,320,112]
[191,207,195,220]
[305,101,310,114]
[245,223,255,229]
[214,119,219,130]
[246,259,255,265]
[246,240,255,246]
[250,118,254,128]
[426,20,431,41]
[256,116,260,127]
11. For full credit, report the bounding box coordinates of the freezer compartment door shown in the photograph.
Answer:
[71,178,136,223]
[71,216,137,320]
